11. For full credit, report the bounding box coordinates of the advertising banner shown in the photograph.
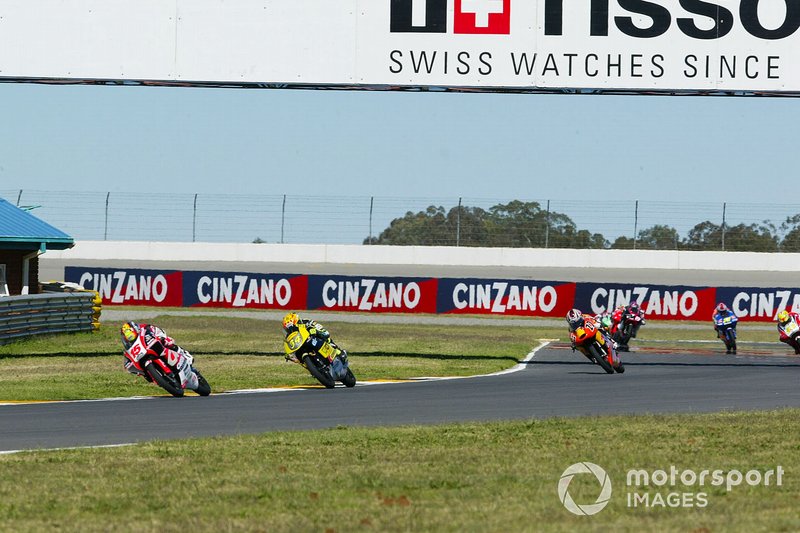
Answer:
[1,1,798,93]
[65,266,796,322]
[182,271,307,310]
[575,283,717,321]
[715,286,800,322]
[65,266,183,307]
[306,275,438,314]
[436,278,576,317]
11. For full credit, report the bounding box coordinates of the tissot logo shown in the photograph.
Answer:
[390,0,511,35]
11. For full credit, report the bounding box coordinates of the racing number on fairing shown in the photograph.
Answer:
[287,331,305,352]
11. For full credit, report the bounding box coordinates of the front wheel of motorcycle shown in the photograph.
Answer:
[193,369,212,396]
[305,356,335,389]
[341,368,356,388]
[146,362,184,397]
[591,344,615,375]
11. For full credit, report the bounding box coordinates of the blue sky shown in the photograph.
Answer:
[0,82,794,201]
[0,82,796,243]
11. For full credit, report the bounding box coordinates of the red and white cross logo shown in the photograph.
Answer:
[454,0,511,34]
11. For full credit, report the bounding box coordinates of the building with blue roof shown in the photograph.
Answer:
[0,197,74,295]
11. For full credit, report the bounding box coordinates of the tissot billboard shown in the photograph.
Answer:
[0,1,798,93]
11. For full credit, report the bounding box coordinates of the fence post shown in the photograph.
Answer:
[633,200,639,250]
[192,194,198,243]
[368,196,374,244]
[722,202,726,251]
[16,190,22,207]
[281,194,286,244]
[104,192,110,240]
[545,199,550,248]
[456,197,462,247]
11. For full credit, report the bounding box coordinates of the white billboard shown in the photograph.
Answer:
[0,0,798,94]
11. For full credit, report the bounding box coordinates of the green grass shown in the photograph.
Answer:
[0,316,789,401]
[0,410,797,532]
[0,316,544,400]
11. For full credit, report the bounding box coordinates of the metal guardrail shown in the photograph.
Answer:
[0,293,102,346]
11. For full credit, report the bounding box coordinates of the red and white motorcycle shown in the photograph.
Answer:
[124,332,211,397]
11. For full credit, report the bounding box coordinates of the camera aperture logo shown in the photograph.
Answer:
[558,462,785,515]
[558,462,612,516]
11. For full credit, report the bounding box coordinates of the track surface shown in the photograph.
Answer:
[2,346,799,452]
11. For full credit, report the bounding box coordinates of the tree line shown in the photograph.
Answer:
[364,201,799,252]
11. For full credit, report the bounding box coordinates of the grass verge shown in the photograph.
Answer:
[0,409,797,532]
[0,315,788,401]
[0,316,543,400]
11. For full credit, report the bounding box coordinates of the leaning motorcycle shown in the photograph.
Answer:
[284,324,356,388]
[715,315,738,353]
[124,334,211,397]
[571,320,625,374]
[613,312,644,351]
[778,315,800,353]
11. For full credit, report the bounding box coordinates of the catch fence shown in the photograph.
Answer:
[2,189,795,251]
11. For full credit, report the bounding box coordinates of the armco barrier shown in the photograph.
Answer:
[65,266,800,322]
[0,293,101,345]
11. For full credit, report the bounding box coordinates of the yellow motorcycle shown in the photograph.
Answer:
[284,324,356,388]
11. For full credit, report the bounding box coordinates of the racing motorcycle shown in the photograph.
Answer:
[778,314,800,353]
[613,312,644,351]
[715,314,738,353]
[284,324,356,389]
[571,318,625,374]
[124,333,211,397]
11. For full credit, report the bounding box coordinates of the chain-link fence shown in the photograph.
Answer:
[3,189,797,251]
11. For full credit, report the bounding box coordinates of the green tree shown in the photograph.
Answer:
[683,221,722,250]
[367,200,608,249]
[780,214,800,252]
[636,225,681,250]
[722,222,778,252]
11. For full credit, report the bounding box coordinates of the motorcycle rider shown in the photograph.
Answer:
[613,301,646,351]
[776,310,800,355]
[712,303,738,354]
[566,308,620,367]
[120,321,199,390]
[282,312,348,365]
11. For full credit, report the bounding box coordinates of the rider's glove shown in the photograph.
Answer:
[570,341,576,351]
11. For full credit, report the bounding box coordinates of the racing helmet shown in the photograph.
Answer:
[716,302,728,313]
[120,321,140,348]
[282,312,300,334]
[566,309,585,329]
[629,301,640,314]
[777,310,790,324]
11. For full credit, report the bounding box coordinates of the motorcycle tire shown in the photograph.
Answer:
[341,368,356,388]
[305,356,336,389]
[146,362,184,397]
[591,344,615,374]
[193,369,212,396]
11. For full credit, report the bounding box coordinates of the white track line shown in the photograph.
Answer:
[0,443,135,455]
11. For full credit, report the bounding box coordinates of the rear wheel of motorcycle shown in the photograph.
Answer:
[194,370,211,396]
[146,363,184,397]
[591,345,615,375]
[341,368,356,388]
[305,356,335,389]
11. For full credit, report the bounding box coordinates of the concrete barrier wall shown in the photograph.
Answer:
[41,241,800,288]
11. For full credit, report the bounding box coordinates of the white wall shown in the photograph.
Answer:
[40,241,800,288]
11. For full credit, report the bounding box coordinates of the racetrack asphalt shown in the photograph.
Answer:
[2,345,799,452]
